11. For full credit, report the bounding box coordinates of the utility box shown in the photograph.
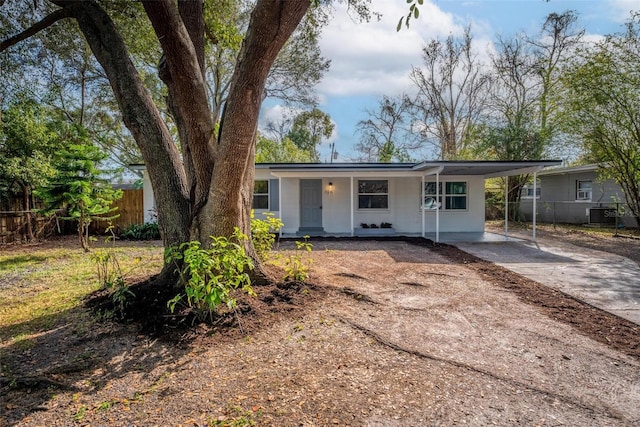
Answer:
[589,207,617,225]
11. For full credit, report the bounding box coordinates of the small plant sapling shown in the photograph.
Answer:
[91,224,137,317]
[284,236,313,283]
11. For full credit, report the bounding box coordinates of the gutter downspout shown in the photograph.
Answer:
[532,171,537,242]
[278,177,283,238]
[436,171,440,244]
[504,175,509,239]
[350,176,354,237]
[421,174,425,238]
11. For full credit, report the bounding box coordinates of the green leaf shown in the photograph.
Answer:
[396,17,404,32]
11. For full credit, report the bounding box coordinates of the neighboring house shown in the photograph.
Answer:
[133,161,560,241]
[520,164,637,227]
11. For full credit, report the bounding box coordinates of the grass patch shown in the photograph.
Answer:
[0,241,163,342]
[0,254,49,271]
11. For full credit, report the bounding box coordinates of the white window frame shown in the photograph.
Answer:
[358,179,389,209]
[423,181,468,211]
[252,180,269,210]
[576,180,592,201]
[521,186,541,199]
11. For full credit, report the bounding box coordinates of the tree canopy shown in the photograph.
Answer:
[563,13,640,227]
[0,0,321,285]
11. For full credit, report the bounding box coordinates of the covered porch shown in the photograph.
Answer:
[267,161,560,243]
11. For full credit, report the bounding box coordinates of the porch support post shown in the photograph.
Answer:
[504,175,509,238]
[532,171,537,241]
[278,177,283,238]
[436,171,440,243]
[421,174,425,237]
[350,176,354,237]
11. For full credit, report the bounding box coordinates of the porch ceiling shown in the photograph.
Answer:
[412,161,562,177]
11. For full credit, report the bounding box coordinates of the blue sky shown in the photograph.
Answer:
[261,0,638,162]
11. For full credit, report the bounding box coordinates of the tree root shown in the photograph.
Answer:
[339,287,378,304]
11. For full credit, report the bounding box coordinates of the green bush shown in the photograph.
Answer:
[250,211,284,261]
[166,228,255,322]
[120,222,160,240]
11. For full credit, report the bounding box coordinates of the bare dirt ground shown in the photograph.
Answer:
[1,235,640,426]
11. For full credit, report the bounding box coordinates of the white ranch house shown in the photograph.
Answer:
[134,161,561,242]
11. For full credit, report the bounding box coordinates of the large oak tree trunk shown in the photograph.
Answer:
[53,0,191,283]
[49,0,309,286]
[201,0,309,282]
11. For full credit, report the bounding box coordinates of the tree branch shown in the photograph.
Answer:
[0,8,72,52]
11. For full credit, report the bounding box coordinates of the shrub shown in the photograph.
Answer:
[284,237,313,283]
[166,228,256,322]
[120,222,160,240]
[250,211,284,261]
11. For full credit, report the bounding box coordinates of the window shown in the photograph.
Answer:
[253,180,269,209]
[522,186,541,198]
[358,180,388,209]
[576,180,592,201]
[423,181,467,210]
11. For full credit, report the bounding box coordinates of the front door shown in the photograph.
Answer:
[299,179,323,230]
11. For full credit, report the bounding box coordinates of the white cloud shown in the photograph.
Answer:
[605,0,638,24]
[317,0,465,97]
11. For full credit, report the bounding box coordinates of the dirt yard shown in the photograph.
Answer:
[1,237,640,426]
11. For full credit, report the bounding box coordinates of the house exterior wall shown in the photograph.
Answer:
[322,177,352,233]
[418,176,486,233]
[142,170,155,223]
[141,166,492,234]
[520,170,636,227]
[275,175,486,234]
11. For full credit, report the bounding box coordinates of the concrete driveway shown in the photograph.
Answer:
[454,238,640,325]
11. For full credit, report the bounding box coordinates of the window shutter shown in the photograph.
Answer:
[269,179,279,211]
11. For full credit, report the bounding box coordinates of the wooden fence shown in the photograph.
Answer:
[0,189,144,243]
[91,189,144,234]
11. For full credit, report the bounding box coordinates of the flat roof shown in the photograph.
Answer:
[132,160,563,177]
[261,160,562,177]
[536,163,599,176]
